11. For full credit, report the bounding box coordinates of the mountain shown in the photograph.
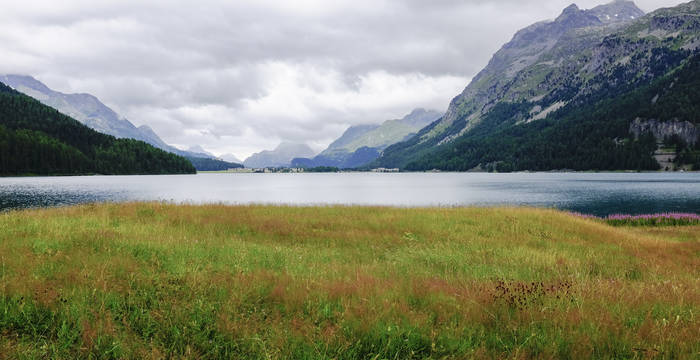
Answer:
[186,145,216,158]
[293,109,442,169]
[183,145,241,170]
[0,81,195,175]
[219,153,243,164]
[244,143,316,168]
[589,0,645,23]
[0,75,236,170]
[0,75,156,143]
[374,0,700,171]
[137,124,174,151]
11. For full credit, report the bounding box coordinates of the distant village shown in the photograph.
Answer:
[221,167,401,173]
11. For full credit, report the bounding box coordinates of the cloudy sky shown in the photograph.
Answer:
[0,0,686,158]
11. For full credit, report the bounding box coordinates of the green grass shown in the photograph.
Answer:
[0,203,698,359]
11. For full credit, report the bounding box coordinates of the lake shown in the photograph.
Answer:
[0,172,698,216]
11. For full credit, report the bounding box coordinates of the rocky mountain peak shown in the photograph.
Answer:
[555,3,602,28]
[589,0,645,24]
[0,75,51,93]
[399,108,443,128]
[472,1,607,85]
[561,4,581,15]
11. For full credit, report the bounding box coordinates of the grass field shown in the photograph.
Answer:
[0,203,697,359]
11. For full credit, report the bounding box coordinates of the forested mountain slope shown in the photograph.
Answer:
[0,82,195,175]
[373,0,700,171]
[407,55,700,171]
[0,75,240,171]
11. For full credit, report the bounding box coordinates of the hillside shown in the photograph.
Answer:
[406,54,700,171]
[188,157,243,171]
[0,82,195,175]
[294,109,441,169]
[0,75,239,170]
[0,203,697,358]
[374,0,700,171]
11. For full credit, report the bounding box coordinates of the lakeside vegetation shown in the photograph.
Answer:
[572,212,700,227]
[185,157,243,172]
[0,203,697,359]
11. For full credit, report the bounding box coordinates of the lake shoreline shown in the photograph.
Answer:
[1,172,699,216]
[2,169,699,178]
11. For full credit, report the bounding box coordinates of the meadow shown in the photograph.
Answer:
[0,203,697,359]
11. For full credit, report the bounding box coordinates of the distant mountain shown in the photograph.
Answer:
[589,0,645,23]
[220,153,243,163]
[325,124,381,152]
[0,81,195,175]
[244,143,316,168]
[293,109,442,169]
[186,145,216,158]
[374,0,700,171]
[0,75,233,170]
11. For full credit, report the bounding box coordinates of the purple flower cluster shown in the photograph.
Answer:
[569,211,700,226]
[605,213,700,221]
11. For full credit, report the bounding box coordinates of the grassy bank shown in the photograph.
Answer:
[0,204,697,359]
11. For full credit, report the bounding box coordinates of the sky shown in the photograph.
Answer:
[0,0,687,159]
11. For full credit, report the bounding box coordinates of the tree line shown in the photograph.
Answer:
[0,82,195,176]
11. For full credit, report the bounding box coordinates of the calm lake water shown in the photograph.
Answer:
[0,172,698,216]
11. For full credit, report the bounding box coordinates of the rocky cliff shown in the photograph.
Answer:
[630,118,698,145]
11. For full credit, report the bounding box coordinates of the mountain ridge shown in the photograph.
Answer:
[0,81,195,175]
[373,0,700,171]
[293,108,442,169]
[434,0,646,139]
[0,75,230,166]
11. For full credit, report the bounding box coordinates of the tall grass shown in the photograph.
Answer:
[0,203,698,359]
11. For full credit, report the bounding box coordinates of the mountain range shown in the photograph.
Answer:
[2,0,698,173]
[0,75,241,170]
[292,108,442,169]
[373,0,700,171]
[243,142,316,168]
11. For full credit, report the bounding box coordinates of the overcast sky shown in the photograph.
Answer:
[0,0,687,158]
